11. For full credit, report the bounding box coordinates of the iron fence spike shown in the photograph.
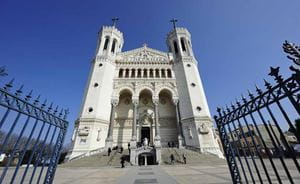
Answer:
[4,78,15,90]
[25,90,33,101]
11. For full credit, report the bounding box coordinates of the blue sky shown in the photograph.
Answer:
[0,0,299,144]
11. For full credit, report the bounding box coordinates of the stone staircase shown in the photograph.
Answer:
[62,148,225,167]
[61,149,131,167]
[161,148,225,165]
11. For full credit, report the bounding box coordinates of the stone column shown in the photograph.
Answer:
[105,99,119,148]
[130,98,138,148]
[153,98,161,147]
[173,98,183,148]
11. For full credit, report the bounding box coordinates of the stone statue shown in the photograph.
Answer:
[143,137,148,148]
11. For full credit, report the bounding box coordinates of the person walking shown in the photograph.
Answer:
[121,157,125,168]
[170,154,175,165]
[108,147,112,156]
[182,153,187,164]
[120,146,123,154]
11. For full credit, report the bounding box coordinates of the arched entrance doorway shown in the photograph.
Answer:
[137,89,154,146]
[138,153,155,166]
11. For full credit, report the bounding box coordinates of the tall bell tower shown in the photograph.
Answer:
[70,20,124,159]
[167,20,222,156]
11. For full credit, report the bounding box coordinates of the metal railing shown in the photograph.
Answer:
[0,79,69,184]
[214,41,300,184]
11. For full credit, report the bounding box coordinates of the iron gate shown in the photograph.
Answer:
[0,78,69,183]
[214,41,300,184]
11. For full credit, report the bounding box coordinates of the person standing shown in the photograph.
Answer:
[120,146,123,154]
[182,153,187,164]
[170,154,175,165]
[128,142,131,154]
[108,147,112,156]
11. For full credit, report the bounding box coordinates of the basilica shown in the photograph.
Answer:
[70,22,223,164]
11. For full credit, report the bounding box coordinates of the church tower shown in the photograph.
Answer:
[70,22,123,158]
[167,22,222,156]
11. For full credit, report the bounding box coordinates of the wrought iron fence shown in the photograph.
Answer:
[214,41,300,184]
[0,79,69,183]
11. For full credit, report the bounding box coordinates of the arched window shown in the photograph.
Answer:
[131,69,136,78]
[111,39,117,53]
[173,41,179,54]
[125,69,129,78]
[119,69,123,78]
[167,69,172,78]
[155,69,159,78]
[103,37,109,50]
[161,69,166,78]
[181,38,186,52]
[149,69,154,78]
[137,69,142,78]
[143,69,147,78]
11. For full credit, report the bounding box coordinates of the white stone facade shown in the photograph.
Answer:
[70,25,223,160]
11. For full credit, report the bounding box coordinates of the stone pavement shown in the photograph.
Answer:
[54,163,231,184]
[116,166,179,184]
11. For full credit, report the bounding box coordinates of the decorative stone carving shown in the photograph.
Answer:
[78,126,89,136]
[119,46,169,63]
[97,128,102,141]
[111,99,119,106]
[198,122,209,134]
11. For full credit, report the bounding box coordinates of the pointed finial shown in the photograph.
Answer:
[64,108,70,120]
[25,90,33,101]
[170,18,178,30]
[0,66,8,77]
[41,99,47,109]
[4,78,15,91]
[111,17,119,27]
[263,79,272,90]
[48,102,53,112]
[15,85,24,96]
[269,67,280,77]
[54,105,59,115]
[59,108,64,118]
[33,95,41,106]
[255,84,263,95]
[247,89,254,99]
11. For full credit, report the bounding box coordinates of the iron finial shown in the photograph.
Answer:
[54,106,59,115]
[15,85,24,96]
[41,99,47,109]
[48,102,53,112]
[4,78,15,91]
[59,108,64,118]
[64,108,70,120]
[255,84,263,95]
[282,40,300,66]
[33,95,41,106]
[25,90,33,101]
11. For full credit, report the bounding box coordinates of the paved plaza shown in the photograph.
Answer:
[53,163,232,184]
[53,158,300,184]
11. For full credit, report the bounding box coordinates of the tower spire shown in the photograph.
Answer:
[112,17,119,27]
[170,18,178,30]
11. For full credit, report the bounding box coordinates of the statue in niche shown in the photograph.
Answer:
[188,127,193,139]
[140,110,153,125]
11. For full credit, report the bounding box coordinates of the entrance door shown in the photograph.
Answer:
[141,127,150,143]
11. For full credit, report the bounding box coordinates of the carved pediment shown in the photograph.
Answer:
[118,45,169,63]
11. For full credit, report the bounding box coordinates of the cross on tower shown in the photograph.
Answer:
[112,17,119,27]
[170,18,178,30]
